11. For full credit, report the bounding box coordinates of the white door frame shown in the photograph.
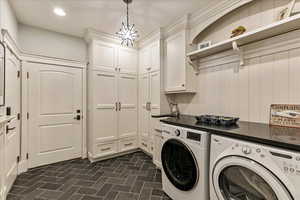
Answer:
[1,30,87,173]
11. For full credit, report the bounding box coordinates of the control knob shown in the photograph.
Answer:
[175,129,181,137]
[242,146,252,155]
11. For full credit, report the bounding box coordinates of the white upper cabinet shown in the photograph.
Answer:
[164,30,196,93]
[139,40,161,74]
[118,47,138,74]
[91,41,116,72]
[90,41,138,74]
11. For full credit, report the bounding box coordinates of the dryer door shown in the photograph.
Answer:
[161,139,198,191]
[212,156,293,200]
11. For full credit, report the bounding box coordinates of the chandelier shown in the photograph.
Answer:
[116,0,139,46]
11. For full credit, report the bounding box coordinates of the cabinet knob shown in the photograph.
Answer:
[182,84,185,87]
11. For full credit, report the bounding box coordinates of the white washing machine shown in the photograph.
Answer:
[161,124,210,200]
[210,134,300,200]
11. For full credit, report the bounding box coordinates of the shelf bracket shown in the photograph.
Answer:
[187,56,200,75]
[232,41,244,67]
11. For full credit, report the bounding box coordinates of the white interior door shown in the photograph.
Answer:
[28,63,83,168]
[4,50,21,194]
[93,70,118,143]
[118,73,137,138]
[139,73,150,138]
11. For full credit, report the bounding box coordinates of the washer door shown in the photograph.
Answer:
[213,156,293,200]
[161,139,198,191]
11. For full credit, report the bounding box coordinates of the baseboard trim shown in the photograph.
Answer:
[18,160,28,174]
[88,149,140,163]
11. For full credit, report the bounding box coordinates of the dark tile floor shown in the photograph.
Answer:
[7,151,172,200]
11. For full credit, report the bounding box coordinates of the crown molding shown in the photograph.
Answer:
[84,28,120,44]
[84,28,138,49]
[163,14,191,39]
[137,28,163,49]
[1,29,86,68]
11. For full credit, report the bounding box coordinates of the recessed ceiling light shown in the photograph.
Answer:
[54,8,66,16]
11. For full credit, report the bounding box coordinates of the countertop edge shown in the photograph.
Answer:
[160,119,300,152]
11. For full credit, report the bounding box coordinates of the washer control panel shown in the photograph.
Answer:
[232,142,300,176]
[162,124,208,146]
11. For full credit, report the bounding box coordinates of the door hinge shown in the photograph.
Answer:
[26,153,29,160]
[17,70,21,78]
[27,112,29,119]
[17,113,21,120]
[17,156,20,163]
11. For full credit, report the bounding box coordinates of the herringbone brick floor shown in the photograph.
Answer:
[7,151,172,200]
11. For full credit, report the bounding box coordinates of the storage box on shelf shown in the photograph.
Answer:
[187,14,300,68]
[138,38,169,168]
[164,29,197,93]
[87,39,139,161]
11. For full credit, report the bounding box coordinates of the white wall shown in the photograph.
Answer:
[175,0,300,124]
[1,0,18,43]
[18,24,87,62]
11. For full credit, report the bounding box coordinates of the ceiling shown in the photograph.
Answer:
[9,0,215,39]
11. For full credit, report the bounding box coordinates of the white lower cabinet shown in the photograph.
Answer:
[94,141,118,158]
[0,118,17,200]
[119,137,137,152]
[88,69,138,161]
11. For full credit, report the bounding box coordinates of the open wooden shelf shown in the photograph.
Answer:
[187,14,300,61]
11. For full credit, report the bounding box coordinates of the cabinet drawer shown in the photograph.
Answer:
[119,138,137,152]
[95,141,118,157]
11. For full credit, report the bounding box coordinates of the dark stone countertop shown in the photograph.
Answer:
[160,115,300,152]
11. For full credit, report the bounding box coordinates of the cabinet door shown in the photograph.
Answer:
[4,51,20,194]
[118,73,138,138]
[149,71,160,142]
[118,47,137,74]
[92,41,116,72]
[154,132,163,168]
[150,71,160,115]
[139,74,150,138]
[150,41,160,72]
[93,70,118,143]
[165,32,186,92]
[139,48,151,74]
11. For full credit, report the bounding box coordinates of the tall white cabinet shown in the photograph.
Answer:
[138,38,169,167]
[87,40,138,161]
